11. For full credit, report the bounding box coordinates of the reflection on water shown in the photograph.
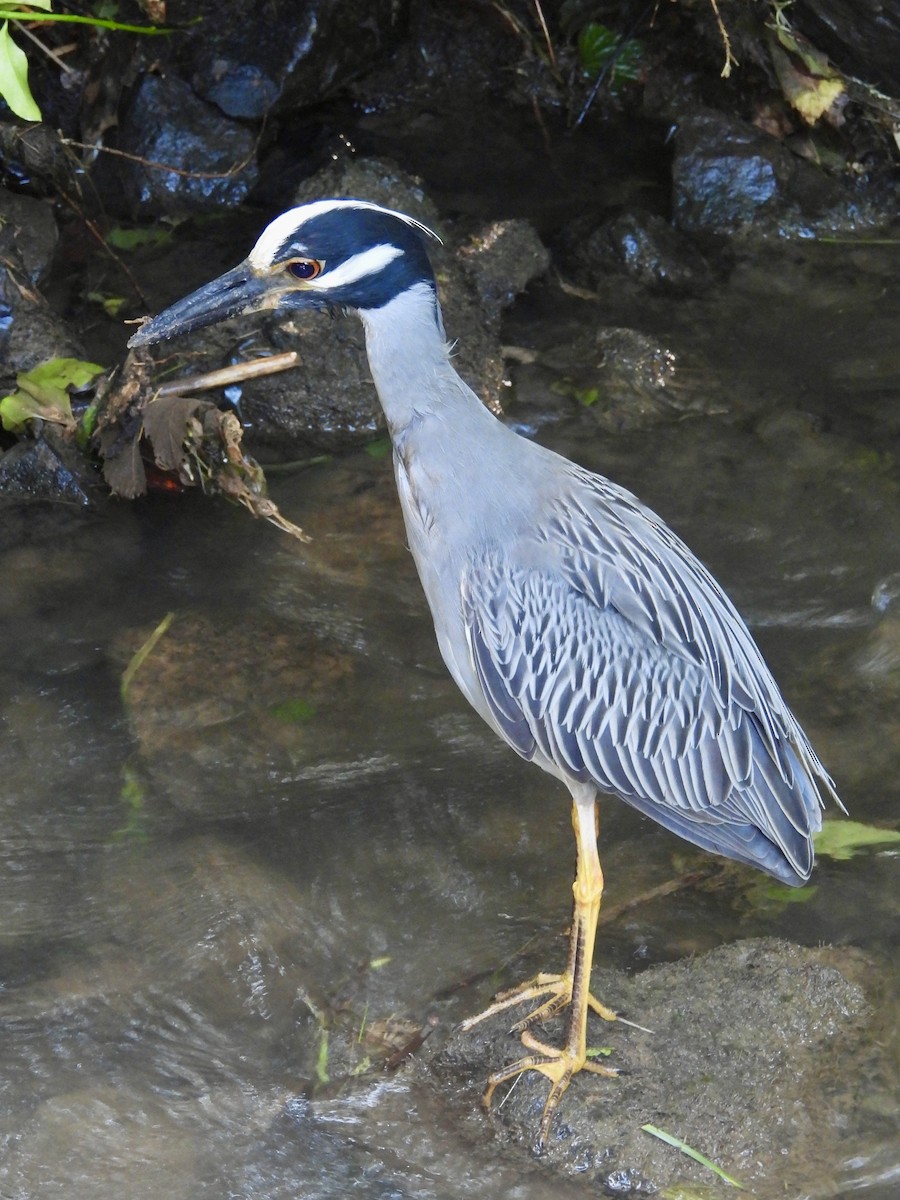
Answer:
[0,235,898,1198]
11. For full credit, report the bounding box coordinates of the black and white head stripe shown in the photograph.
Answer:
[248,199,442,310]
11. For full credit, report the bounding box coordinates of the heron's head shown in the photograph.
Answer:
[128,199,441,348]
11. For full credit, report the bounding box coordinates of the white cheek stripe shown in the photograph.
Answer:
[248,199,440,270]
[310,242,403,290]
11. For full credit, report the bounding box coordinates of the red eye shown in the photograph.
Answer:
[286,259,322,280]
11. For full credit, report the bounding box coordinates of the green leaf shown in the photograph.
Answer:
[0,388,60,431]
[87,290,127,317]
[364,435,392,460]
[110,764,148,843]
[0,2,54,15]
[25,356,105,391]
[642,1124,745,1189]
[814,818,900,861]
[121,612,176,701]
[751,881,818,906]
[76,402,99,449]
[0,358,104,432]
[0,19,40,120]
[577,22,643,86]
[106,225,173,251]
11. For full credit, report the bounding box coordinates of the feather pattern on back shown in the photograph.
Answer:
[460,464,837,885]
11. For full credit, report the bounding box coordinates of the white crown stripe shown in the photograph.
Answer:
[310,243,404,290]
[248,200,440,269]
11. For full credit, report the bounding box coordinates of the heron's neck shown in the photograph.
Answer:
[358,283,480,437]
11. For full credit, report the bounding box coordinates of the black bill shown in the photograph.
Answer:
[128,262,273,348]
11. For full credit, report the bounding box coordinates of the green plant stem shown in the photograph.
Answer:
[0,10,173,34]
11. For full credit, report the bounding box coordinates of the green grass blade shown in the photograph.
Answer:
[120,612,176,700]
[642,1124,745,1189]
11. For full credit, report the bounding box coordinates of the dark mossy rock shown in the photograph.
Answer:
[435,938,873,1195]
[0,216,83,390]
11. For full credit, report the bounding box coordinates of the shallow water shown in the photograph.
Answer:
[2,183,900,1195]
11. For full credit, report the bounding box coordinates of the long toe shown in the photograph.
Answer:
[483,1040,618,1154]
[461,973,618,1033]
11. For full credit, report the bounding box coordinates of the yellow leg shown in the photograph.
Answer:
[461,795,618,1151]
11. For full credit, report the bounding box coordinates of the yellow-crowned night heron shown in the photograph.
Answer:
[129,199,842,1150]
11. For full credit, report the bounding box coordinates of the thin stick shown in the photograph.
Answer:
[707,0,738,78]
[532,0,556,71]
[14,21,73,73]
[152,353,299,397]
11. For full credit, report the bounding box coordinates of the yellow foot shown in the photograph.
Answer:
[460,972,619,1153]
[460,971,618,1034]
[483,1029,619,1153]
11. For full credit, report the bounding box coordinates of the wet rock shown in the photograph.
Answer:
[0,240,83,388]
[0,432,99,506]
[0,276,83,382]
[116,75,259,218]
[458,219,551,323]
[671,110,876,237]
[0,186,79,383]
[0,189,58,284]
[435,938,873,1193]
[584,211,715,294]
[353,0,522,107]
[186,0,404,118]
[519,323,701,436]
[0,121,80,198]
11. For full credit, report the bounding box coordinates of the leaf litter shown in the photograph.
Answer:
[95,349,309,540]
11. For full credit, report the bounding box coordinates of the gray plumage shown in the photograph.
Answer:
[375,295,834,887]
[130,200,841,890]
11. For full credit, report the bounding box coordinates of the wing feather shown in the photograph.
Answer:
[462,535,832,886]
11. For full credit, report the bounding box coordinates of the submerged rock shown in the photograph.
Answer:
[112,609,357,818]
[585,211,715,294]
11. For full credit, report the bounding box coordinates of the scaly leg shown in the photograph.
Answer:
[462,793,618,1151]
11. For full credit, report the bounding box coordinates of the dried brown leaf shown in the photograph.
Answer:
[99,425,147,498]
[141,394,206,471]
